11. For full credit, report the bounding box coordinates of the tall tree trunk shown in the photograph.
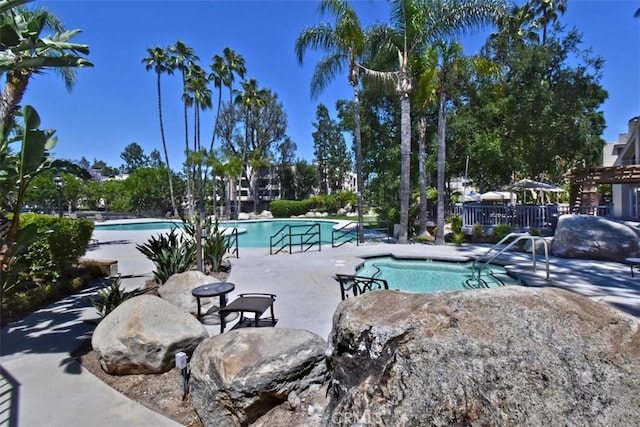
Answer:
[353,85,365,243]
[418,114,427,235]
[0,70,31,132]
[157,72,178,217]
[183,71,193,218]
[435,87,447,244]
[399,93,411,244]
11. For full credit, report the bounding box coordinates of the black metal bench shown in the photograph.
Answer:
[334,274,389,300]
[218,293,277,333]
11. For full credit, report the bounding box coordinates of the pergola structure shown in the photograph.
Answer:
[565,165,640,209]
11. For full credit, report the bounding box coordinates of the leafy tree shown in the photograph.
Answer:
[220,80,287,212]
[450,12,607,186]
[293,159,317,200]
[100,179,130,212]
[77,156,91,171]
[142,46,178,217]
[148,148,164,168]
[312,104,352,194]
[120,142,149,173]
[276,136,297,200]
[0,0,93,130]
[295,0,367,242]
[124,167,175,214]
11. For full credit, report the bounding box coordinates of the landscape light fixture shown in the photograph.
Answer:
[54,176,63,218]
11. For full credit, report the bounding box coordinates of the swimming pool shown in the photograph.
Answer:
[356,256,513,293]
[94,219,339,248]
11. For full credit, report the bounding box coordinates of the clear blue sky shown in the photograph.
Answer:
[22,0,640,171]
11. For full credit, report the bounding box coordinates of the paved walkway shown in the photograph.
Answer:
[1,223,638,426]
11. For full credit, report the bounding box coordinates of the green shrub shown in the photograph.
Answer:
[448,214,462,234]
[452,232,465,246]
[413,234,434,244]
[19,214,94,280]
[136,228,195,284]
[472,223,486,242]
[91,276,150,319]
[492,223,513,242]
[269,200,314,217]
[335,191,357,207]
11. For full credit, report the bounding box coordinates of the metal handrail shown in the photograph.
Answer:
[270,223,321,255]
[331,219,392,247]
[225,227,239,258]
[332,221,359,247]
[471,232,550,282]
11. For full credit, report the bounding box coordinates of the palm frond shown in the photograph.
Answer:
[310,53,346,99]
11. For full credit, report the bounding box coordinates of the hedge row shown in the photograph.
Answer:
[269,200,315,218]
[18,214,95,279]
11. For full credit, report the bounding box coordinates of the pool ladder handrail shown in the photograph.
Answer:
[270,223,321,255]
[471,232,550,283]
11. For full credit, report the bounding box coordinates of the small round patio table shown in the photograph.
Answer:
[192,282,237,325]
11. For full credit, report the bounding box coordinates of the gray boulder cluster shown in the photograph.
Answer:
[92,278,640,426]
[551,214,640,262]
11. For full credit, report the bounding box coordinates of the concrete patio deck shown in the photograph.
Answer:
[1,223,638,426]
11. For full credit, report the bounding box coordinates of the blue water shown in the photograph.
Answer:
[95,219,339,248]
[356,257,508,293]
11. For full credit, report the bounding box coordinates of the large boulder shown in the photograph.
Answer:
[92,295,208,374]
[551,214,640,262]
[325,288,640,426]
[158,270,218,314]
[190,328,327,427]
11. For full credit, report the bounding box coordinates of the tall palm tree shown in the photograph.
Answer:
[414,47,439,236]
[379,0,504,243]
[0,2,93,131]
[532,0,567,44]
[209,48,246,217]
[433,42,463,244]
[233,79,268,212]
[295,0,366,243]
[169,41,199,215]
[142,46,178,217]
[209,47,246,152]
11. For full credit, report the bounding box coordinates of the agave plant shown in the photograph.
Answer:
[91,276,150,319]
[203,218,230,272]
[136,228,195,284]
[181,215,230,273]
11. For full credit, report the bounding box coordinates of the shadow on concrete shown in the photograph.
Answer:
[0,278,113,358]
[0,364,19,427]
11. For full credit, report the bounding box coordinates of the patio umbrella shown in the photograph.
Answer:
[480,191,516,203]
[506,179,565,204]
[506,179,565,193]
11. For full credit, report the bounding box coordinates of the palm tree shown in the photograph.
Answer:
[414,48,439,236]
[295,0,366,243]
[377,0,504,243]
[233,79,268,212]
[209,48,246,151]
[532,0,567,44]
[210,48,246,217]
[0,2,93,131]
[142,46,178,217]
[169,41,199,216]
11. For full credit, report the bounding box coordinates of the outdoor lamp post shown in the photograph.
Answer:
[54,176,63,218]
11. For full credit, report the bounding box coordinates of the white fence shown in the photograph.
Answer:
[454,204,613,230]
